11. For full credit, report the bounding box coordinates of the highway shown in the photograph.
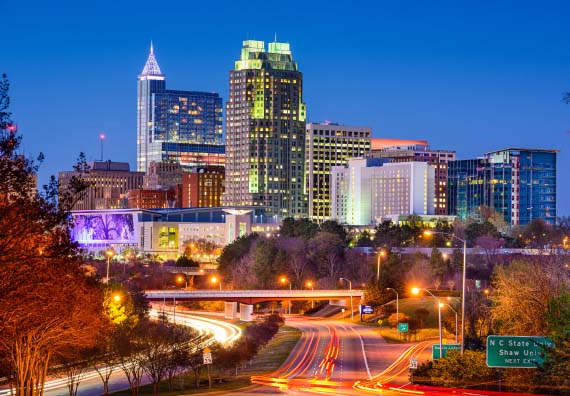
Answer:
[0,309,241,396]
[248,316,412,395]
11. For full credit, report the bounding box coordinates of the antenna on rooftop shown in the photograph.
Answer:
[274,32,277,42]
[99,133,105,161]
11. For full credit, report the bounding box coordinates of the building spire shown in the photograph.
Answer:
[139,41,165,79]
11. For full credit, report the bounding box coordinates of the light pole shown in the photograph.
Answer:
[376,249,386,283]
[386,287,399,333]
[280,276,291,315]
[105,248,115,284]
[424,230,467,355]
[307,281,314,309]
[412,287,442,359]
[339,278,353,321]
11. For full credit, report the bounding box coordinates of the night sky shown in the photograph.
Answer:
[3,0,570,215]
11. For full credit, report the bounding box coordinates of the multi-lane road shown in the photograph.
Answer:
[249,316,415,395]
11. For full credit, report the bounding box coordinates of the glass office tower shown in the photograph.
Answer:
[137,43,224,173]
[223,40,307,217]
[448,148,557,226]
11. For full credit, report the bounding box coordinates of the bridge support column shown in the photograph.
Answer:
[224,302,237,320]
[239,303,254,322]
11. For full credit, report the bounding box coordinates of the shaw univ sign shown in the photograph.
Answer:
[486,335,554,368]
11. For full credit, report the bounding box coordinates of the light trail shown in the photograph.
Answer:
[0,309,241,396]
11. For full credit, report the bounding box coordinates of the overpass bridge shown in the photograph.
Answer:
[145,289,365,321]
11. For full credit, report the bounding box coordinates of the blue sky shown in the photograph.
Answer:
[3,0,570,215]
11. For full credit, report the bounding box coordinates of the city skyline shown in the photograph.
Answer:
[3,0,570,215]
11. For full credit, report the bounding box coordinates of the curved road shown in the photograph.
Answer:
[249,316,412,395]
[0,309,241,396]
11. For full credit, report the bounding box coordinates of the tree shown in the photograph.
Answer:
[534,289,570,394]
[276,237,310,288]
[175,255,199,267]
[490,259,568,336]
[217,233,258,284]
[319,220,347,242]
[280,217,319,239]
[414,350,496,388]
[0,75,106,396]
[140,322,194,396]
[0,260,108,396]
[308,232,345,288]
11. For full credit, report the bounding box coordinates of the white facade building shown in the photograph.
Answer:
[331,158,435,225]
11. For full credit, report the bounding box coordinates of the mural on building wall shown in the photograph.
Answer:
[74,213,136,243]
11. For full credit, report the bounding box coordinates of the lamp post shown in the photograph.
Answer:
[280,276,291,315]
[376,249,386,283]
[424,230,467,355]
[307,281,314,309]
[105,248,115,284]
[412,287,442,358]
[386,287,399,333]
[339,278,353,321]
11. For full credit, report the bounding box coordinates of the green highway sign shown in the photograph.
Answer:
[398,323,409,332]
[486,336,554,368]
[432,344,461,359]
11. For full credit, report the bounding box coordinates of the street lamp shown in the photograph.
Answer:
[307,281,314,309]
[280,276,291,315]
[412,287,443,359]
[424,230,467,355]
[339,278,353,321]
[177,275,188,289]
[376,249,386,283]
[210,276,222,290]
[386,287,399,333]
[105,248,115,284]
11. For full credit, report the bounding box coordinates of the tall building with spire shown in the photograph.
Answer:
[222,40,307,217]
[137,43,224,173]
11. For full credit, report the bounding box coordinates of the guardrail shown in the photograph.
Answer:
[145,289,364,304]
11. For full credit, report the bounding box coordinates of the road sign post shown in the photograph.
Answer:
[486,336,554,368]
[360,304,373,321]
[409,358,418,384]
[409,358,418,369]
[432,344,461,359]
[203,347,213,388]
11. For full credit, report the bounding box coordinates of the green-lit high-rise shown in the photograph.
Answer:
[222,40,307,217]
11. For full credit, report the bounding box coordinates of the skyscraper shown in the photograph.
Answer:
[448,148,557,225]
[137,43,224,173]
[222,40,307,217]
[305,122,371,222]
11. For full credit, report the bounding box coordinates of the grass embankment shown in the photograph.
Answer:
[361,297,459,344]
[110,325,301,396]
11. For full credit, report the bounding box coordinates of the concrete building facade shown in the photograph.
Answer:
[331,158,435,225]
[59,161,144,210]
[305,122,371,222]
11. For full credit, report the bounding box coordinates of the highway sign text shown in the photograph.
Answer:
[486,336,554,368]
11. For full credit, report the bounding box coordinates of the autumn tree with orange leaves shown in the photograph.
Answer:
[0,74,108,396]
